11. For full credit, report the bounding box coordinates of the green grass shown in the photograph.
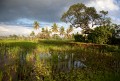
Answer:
[0,39,120,81]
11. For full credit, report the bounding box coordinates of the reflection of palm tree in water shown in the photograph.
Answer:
[51,53,86,73]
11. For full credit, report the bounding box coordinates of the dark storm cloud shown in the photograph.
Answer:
[0,0,89,24]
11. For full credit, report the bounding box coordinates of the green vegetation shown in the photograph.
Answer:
[88,26,113,44]
[34,21,40,30]
[61,3,120,44]
[0,39,120,81]
[61,3,100,34]
[0,2,120,81]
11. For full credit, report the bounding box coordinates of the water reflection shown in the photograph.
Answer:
[1,44,120,81]
[1,43,120,81]
[39,52,86,72]
[0,45,87,80]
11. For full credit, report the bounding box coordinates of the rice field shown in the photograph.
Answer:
[0,39,120,81]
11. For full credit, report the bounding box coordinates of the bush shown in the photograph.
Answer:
[87,26,113,44]
[74,34,85,42]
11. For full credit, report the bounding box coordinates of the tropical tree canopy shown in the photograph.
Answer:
[61,3,100,33]
[41,28,45,33]
[60,26,65,35]
[99,10,111,26]
[52,23,58,33]
[34,21,40,30]
[66,25,73,34]
[30,31,35,36]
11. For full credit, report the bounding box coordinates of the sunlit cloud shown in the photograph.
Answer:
[86,0,120,24]
[87,0,119,11]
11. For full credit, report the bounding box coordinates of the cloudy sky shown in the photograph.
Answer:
[0,0,120,36]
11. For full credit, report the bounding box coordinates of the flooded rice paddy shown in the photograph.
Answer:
[0,41,120,81]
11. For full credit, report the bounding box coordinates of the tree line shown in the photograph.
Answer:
[31,21,74,39]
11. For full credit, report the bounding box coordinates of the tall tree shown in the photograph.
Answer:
[99,10,111,26]
[60,26,65,35]
[45,27,51,38]
[41,28,45,33]
[30,31,35,36]
[66,25,73,38]
[38,27,51,39]
[85,7,101,27]
[37,28,45,39]
[52,23,58,33]
[33,21,40,30]
[68,25,73,33]
[30,31,35,40]
[61,3,100,34]
[100,10,108,19]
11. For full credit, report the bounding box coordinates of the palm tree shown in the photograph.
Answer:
[41,28,45,33]
[45,27,51,38]
[69,25,73,33]
[51,23,59,39]
[38,27,51,39]
[60,26,65,35]
[52,23,58,33]
[33,21,40,39]
[30,31,35,36]
[100,10,108,26]
[30,31,35,40]
[66,25,73,38]
[33,21,40,30]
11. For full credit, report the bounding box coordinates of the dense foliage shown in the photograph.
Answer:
[74,34,85,42]
[61,3,120,44]
[61,3,100,33]
[88,26,113,44]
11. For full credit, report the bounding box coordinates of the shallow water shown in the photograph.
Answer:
[0,44,120,81]
[0,47,87,81]
[39,53,87,72]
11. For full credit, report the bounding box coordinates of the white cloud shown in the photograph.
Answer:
[86,0,120,24]
[112,17,120,24]
[0,23,82,36]
[87,0,119,11]
[0,26,9,32]
[0,22,64,36]
[0,25,33,36]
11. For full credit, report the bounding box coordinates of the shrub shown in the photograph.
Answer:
[88,26,113,44]
[74,34,85,42]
